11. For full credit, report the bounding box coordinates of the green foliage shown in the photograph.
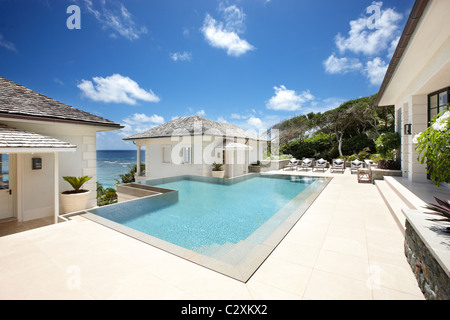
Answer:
[96,182,117,206]
[280,132,335,160]
[115,163,145,184]
[63,176,92,192]
[212,162,224,171]
[272,93,396,162]
[342,134,376,155]
[415,109,450,187]
[375,132,401,159]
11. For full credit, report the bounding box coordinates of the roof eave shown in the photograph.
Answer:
[0,112,123,129]
[375,0,430,106]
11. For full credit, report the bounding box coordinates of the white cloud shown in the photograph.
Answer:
[335,2,403,56]
[266,85,315,112]
[387,35,400,58]
[323,54,363,74]
[365,57,388,86]
[201,4,255,57]
[197,109,206,116]
[120,113,164,137]
[0,33,16,51]
[324,2,403,87]
[247,116,263,129]
[78,74,160,105]
[170,51,192,62]
[83,0,147,41]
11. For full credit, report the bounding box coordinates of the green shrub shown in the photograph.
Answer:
[376,132,400,159]
[97,182,117,206]
[342,134,376,155]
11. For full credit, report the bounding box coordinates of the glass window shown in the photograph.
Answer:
[428,88,450,124]
[439,91,448,107]
[430,107,438,121]
[183,147,192,164]
[0,154,9,190]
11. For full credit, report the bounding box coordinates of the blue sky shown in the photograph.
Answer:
[0,0,414,150]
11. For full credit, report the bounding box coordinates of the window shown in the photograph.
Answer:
[428,87,449,125]
[0,154,9,190]
[183,147,192,164]
[162,146,171,164]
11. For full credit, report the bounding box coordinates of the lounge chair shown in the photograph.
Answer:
[330,159,345,173]
[299,158,313,171]
[313,158,328,172]
[283,159,299,171]
[350,160,363,174]
[364,159,377,168]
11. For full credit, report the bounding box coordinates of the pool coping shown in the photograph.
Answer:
[82,173,332,283]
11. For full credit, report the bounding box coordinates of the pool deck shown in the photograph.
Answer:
[0,169,425,300]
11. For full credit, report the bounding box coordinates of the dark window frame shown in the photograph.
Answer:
[428,87,450,125]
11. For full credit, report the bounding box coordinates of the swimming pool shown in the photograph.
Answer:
[84,174,331,282]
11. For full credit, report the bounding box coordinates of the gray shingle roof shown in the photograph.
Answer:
[0,124,76,150]
[123,115,266,141]
[0,76,121,128]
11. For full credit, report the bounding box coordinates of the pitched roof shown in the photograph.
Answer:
[0,76,122,128]
[0,124,76,151]
[124,115,266,141]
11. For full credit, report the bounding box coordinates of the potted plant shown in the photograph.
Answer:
[60,176,92,213]
[211,162,225,178]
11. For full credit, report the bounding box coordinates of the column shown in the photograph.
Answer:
[53,152,59,224]
[408,94,428,183]
[136,146,141,177]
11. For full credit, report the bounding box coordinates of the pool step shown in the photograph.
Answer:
[197,240,259,265]
[220,240,256,265]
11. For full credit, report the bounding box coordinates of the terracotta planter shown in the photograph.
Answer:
[211,170,225,178]
[60,190,91,214]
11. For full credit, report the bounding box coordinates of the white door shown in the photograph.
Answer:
[0,154,13,220]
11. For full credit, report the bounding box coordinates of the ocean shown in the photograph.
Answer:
[97,150,144,189]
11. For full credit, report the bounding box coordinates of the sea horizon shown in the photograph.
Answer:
[97,150,144,189]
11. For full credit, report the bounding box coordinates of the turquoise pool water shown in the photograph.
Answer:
[89,175,315,252]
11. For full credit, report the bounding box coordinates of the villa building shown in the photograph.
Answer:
[376,0,449,183]
[0,76,122,223]
[124,115,267,180]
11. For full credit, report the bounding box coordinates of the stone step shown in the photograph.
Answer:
[375,180,409,235]
[383,176,427,210]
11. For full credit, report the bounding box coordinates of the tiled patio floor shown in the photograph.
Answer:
[0,169,424,300]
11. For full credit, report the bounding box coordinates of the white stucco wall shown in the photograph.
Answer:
[378,0,450,183]
[0,118,111,221]
[137,136,266,180]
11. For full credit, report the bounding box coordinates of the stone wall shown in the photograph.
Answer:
[404,220,450,300]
